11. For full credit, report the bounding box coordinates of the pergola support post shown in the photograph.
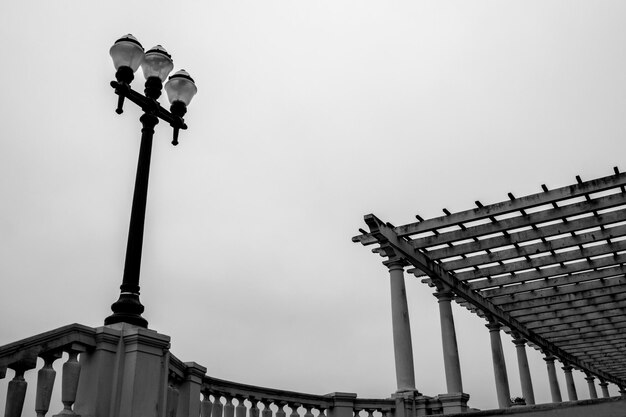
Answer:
[512,337,535,405]
[562,365,578,401]
[387,261,416,393]
[433,290,463,394]
[585,374,598,399]
[544,356,562,403]
[599,379,610,398]
[486,321,510,409]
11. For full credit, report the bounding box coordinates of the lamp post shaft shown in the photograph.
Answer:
[105,113,159,328]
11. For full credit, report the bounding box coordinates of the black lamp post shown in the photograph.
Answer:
[104,34,198,328]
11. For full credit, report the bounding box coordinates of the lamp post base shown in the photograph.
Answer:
[104,293,148,328]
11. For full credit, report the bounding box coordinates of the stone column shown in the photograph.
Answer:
[433,290,463,394]
[599,379,610,398]
[585,374,598,399]
[486,321,511,409]
[388,261,416,392]
[544,356,562,403]
[562,365,578,401]
[512,337,535,405]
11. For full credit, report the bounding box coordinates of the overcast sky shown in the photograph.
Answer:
[2,0,626,411]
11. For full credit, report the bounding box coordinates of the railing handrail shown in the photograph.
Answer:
[203,374,332,407]
[0,323,96,370]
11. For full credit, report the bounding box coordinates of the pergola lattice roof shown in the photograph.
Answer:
[353,168,626,387]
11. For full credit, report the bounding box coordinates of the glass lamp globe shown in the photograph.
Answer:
[141,45,174,82]
[109,34,144,72]
[165,70,198,106]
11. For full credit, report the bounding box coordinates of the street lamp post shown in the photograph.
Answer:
[104,34,197,328]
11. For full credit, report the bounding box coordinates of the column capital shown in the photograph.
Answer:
[584,374,595,382]
[543,355,557,363]
[433,291,454,303]
[384,259,408,271]
[561,364,574,372]
[599,379,609,387]
[485,321,502,332]
[512,337,527,347]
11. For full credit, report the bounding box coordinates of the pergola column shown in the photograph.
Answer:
[512,337,535,405]
[486,321,510,408]
[544,356,562,403]
[562,365,578,401]
[387,261,416,392]
[599,379,610,398]
[585,374,598,399]
[433,290,463,394]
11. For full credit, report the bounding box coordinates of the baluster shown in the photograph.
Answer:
[354,408,362,417]
[167,375,180,417]
[261,400,273,417]
[224,396,235,417]
[303,405,313,417]
[5,367,28,417]
[54,348,83,416]
[35,352,62,417]
[276,402,287,417]
[317,407,326,417]
[201,393,213,417]
[289,403,300,417]
[235,396,247,417]
[212,395,224,417]
[250,399,260,417]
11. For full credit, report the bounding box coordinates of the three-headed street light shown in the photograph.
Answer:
[105,34,197,328]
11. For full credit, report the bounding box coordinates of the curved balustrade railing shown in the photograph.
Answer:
[0,324,397,417]
[0,324,96,417]
[167,354,395,417]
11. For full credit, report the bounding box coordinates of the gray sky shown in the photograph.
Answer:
[1,0,626,411]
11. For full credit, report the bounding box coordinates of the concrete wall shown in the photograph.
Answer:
[446,397,626,417]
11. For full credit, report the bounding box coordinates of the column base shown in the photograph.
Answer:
[438,392,470,414]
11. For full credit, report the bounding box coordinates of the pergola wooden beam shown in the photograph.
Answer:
[454,240,626,282]
[498,285,626,312]
[508,292,626,317]
[438,224,626,272]
[466,252,626,289]
[408,194,624,250]
[525,308,626,329]
[422,210,626,260]
[488,276,626,306]
[394,173,626,239]
[478,265,626,298]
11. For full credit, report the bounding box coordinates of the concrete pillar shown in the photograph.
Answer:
[486,321,511,409]
[544,356,562,403]
[585,374,598,399]
[562,365,578,401]
[599,379,610,398]
[512,337,535,405]
[325,392,356,417]
[177,361,207,417]
[433,290,463,394]
[387,261,416,392]
[75,324,171,417]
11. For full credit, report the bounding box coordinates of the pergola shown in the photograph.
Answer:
[353,168,626,408]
